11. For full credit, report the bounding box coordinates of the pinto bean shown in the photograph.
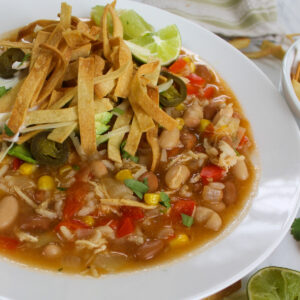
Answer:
[139,171,159,192]
[158,128,180,149]
[135,239,165,260]
[232,159,248,181]
[180,131,197,150]
[20,216,52,232]
[223,181,237,205]
[203,104,218,120]
[43,243,62,259]
[90,160,108,179]
[183,102,203,128]
[195,64,214,82]
[0,196,19,231]
[165,164,190,189]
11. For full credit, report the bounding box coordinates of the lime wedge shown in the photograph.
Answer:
[91,7,153,40]
[247,267,300,300]
[125,24,181,66]
[119,10,154,40]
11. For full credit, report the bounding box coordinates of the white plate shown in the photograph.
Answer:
[1,1,300,299]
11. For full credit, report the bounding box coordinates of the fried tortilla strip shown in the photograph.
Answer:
[94,55,105,76]
[47,90,64,108]
[94,68,116,99]
[78,56,96,155]
[131,63,177,131]
[60,2,72,30]
[292,79,300,101]
[243,45,282,59]
[124,116,142,156]
[63,60,78,81]
[77,22,99,41]
[100,198,156,210]
[70,43,91,61]
[0,79,24,113]
[30,31,50,70]
[50,87,76,109]
[146,125,160,171]
[6,25,63,135]
[109,4,123,38]
[63,29,90,49]
[101,5,112,61]
[113,39,133,98]
[108,107,133,163]
[94,62,129,85]
[229,38,251,50]
[0,41,33,49]
[17,130,43,145]
[144,60,161,85]
[260,40,285,60]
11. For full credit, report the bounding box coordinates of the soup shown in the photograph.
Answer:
[0,2,256,276]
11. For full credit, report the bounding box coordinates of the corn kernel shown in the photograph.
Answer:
[190,62,196,73]
[38,175,55,190]
[115,169,133,181]
[19,163,37,175]
[199,119,211,132]
[183,56,195,72]
[144,193,160,206]
[59,165,72,176]
[176,118,185,130]
[169,234,190,248]
[183,56,191,63]
[83,216,95,227]
[175,103,186,111]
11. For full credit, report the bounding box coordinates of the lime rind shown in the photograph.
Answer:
[247,267,300,300]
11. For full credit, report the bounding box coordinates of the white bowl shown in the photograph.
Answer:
[281,39,300,118]
[0,1,300,300]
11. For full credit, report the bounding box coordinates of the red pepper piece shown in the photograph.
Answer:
[12,158,23,171]
[204,86,215,99]
[186,84,199,95]
[187,73,206,86]
[121,206,144,221]
[0,236,20,250]
[172,199,196,220]
[200,164,225,185]
[116,217,135,238]
[169,58,187,74]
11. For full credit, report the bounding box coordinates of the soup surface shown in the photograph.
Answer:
[0,2,256,276]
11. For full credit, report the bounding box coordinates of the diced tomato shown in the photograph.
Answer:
[63,182,90,219]
[202,123,214,138]
[167,147,182,158]
[186,84,199,95]
[200,164,225,185]
[121,206,144,221]
[237,135,249,150]
[203,86,215,99]
[168,58,187,73]
[108,219,119,231]
[55,219,89,232]
[12,158,23,171]
[187,73,205,86]
[0,236,20,250]
[116,217,135,238]
[172,199,196,219]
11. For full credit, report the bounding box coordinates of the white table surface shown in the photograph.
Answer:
[135,0,300,295]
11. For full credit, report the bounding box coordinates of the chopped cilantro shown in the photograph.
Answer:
[235,149,240,156]
[72,165,80,170]
[57,187,67,191]
[181,213,194,227]
[124,178,148,199]
[19,53,31,67]
[4,124,14,137]
[143,177,148,186]
[111,107,124,115]
[120,140,139,163]
[0,86,10,98]
[291,218,300,241]
[160,192,171,209]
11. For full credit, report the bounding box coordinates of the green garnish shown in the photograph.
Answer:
[57,187,67,191]
[111,107,124,115]
[160,192,171,209]
[181,213,194,227]
[72,165,80,171]
[235,149,240,156]
[124,178,148,199]
[0,86,10,98]
[57,267,63,272]
[8,144,37,164]
[4,124,14,137]
[143,177,148,186]
[120,140,139,163]
[18,53,31,67]
[291,218,300,241]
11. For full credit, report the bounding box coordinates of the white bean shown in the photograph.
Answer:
[0,196,19,231]
[232,159,248,180]
[165,164,190,189]
[183,102,203,128]
[158,128,180,149]
[202,185,223,202]
[194,206,222,231]
[90,160,108,179]
[43,243,62,259]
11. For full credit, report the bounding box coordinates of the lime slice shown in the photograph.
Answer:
[247,267,300,300]
[119,10,154,40]
[125,24,181,66]
[91,7,153,40]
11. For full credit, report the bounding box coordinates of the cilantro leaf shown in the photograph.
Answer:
[120,140,139,163]
[181,213,194,227]
[111,107,124,115]
[72,165,80,170]
[4,124,14,137]
[124,178,148,199]
[0,86,10,98]
[57,187,67,191]
[160,192,171,209]
[19,53,31,67]
[291,218,300,241]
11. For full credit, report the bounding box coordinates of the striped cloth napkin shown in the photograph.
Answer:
[135,0,284,38]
